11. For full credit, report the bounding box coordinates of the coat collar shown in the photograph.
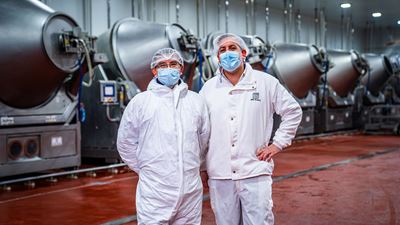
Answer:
[217,63,256,88]
[147,78,188,108]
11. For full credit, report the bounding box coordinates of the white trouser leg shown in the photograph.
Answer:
[239,175,274,225]
[170,186,203,225]
[208,179,241,225]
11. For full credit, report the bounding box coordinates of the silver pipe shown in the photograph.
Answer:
[341,8,344,49]
[320,8,326,48]
[131,0,136,17]
[251,0,255,35]
[265,0,270,40]
[107,0,111,28]
[288,0,293,42]
[202,0,207,37]
[196,0,200,36]
[314,6,318,46]
[217,0,221,30]
[295,9,301,43]
[225,0,229,32]
[138,0,143,20]
[83,0,92,35]
[167,0,170,23]
[152,0,156,22]
[323,10,327,48]
[176,0,180,23]
[245,0,249,34]
[283,0,288,42]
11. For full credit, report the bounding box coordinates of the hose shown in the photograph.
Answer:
[78,39,94,87]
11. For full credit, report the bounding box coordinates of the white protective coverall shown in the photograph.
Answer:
[200,63,302,225]
[117,79,210,225]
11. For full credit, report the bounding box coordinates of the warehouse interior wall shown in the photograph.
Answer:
[42,0,399,54]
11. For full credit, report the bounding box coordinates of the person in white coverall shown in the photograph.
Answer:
[117,48,210,225]
[199,33,302,225]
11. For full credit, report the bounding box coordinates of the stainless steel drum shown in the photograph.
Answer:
[97,18,197,91]
[0,0,80,108]
[202,31,223,73]
[361,54,394,96]
[271,43,326,99]
[326,50,367,97]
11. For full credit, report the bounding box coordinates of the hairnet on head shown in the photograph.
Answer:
[150,48,184,69]
[213,33,249,56]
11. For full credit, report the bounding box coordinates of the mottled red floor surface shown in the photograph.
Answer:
[1,134,399,225]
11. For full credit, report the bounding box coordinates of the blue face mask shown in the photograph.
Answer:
[219,51,242,72]
[157,68,181,87]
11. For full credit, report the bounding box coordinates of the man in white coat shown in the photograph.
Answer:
[200,33,302,225]
[117,48,210,225]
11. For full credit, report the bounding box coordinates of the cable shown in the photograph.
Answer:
[78,39,94,87]
[197,48,203,90]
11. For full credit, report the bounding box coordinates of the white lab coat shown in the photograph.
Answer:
[117,79,210,225]
[200,63,302,180]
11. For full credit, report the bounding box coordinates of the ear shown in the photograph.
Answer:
[179,66,184,75]
[241,49,247,58]
[151,68,158,77]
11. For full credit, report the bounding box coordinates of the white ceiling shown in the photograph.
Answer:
[256,0,400,28]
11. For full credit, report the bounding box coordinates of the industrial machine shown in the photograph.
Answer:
[353,54,394,127]
[0,0,102,177]
[81,18,198,162]
[266,43,328,135]
[315,49,368,133]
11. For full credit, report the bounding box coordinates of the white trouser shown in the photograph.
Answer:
[208,175,274,225]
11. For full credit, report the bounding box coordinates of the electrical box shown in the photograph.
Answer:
[99,81,118,105]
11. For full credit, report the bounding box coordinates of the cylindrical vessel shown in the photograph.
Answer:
[361,54,394,96]
[271,43,326,99]
[326,50,367,97]
[0,0,80,108]
[97,18,197,91]
[202,31,223,73]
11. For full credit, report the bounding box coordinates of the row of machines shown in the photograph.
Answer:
[1,0,399,176]
[0,0,105,177]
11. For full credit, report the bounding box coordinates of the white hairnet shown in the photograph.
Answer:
[150,48,184,69]
[213,33,249,56]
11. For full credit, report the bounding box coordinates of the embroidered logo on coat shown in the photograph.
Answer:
[250,92,261,101]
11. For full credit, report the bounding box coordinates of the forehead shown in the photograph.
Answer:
[157,59,180,64]
[218,39,241,50]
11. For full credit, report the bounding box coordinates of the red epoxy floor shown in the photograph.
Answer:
[0,134,399,225]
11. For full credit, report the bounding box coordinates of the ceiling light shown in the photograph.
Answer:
[340,3,351,8]
[397,20,400,25]
[372,12,382,18]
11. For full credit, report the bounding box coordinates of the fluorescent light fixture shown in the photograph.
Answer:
[372,12,382,18]
[340,3,351,8]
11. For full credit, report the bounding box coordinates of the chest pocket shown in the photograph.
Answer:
[229,82,257,98]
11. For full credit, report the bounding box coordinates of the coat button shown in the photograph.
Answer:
[232,144,235,147]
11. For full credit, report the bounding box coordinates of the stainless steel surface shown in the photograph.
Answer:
[0,124,81,178]
[0,0,80,108]
[271,43,326,99]
[361,54,394,96]
[326,49,366,97]
[97,18,196,91]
